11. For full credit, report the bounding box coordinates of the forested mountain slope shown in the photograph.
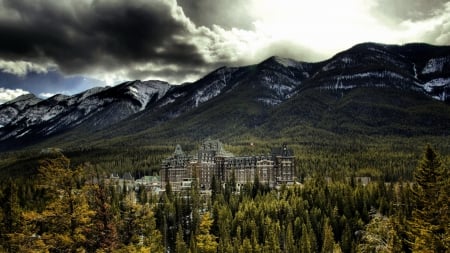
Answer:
[1,42,450,152]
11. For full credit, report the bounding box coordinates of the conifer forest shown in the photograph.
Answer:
[0,138,449,253]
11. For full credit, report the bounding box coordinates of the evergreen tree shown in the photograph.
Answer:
[0,180,21,251]
[240,238,253,253]
[118,200,163,251]
[285,222,297,253]
[87,181,119,252]
[300,223,314,253]
[340,222,353,253]
[408,145,449,252]
[14,154,95,252]
[176,224,189,253]
[321,217,335,253]
[211,175,221,203]
[196,212,218,253]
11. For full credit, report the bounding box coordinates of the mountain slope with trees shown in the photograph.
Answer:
[0,43,450,152]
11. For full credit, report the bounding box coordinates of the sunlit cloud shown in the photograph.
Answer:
[38,92,56,99]
[0,87,29,104]
[0,60,54,76]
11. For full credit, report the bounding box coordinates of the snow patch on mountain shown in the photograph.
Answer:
[78,87,107,100]
[269,82,295,99]
[5,94,42,107]
[423,78,450,92]
[321,57,355,72]
[158,98,175,107]
[157,91,187,108]
[49,94,70,102]
[366,45,392,56]
[77,97,112,116]
[317,70,416,91]
[192,68,237,107]
[432,93,447,101]
[413,63,418,79]
[16,103,66,127]
[173,92,187,98]
[273,57,300,68]
[319,82,386,91]
[194,80,225,107]
[338,71,407,81]
[126,81,170,110]
[42,105,67,121]
[422,57,450,74]
[257,98,282,106]
[16,129,31,138]
[0,106,19,126]
[261,75,297,94]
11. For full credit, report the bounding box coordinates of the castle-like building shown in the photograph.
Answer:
[160,139,295,191]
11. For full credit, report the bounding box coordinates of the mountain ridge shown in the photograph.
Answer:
[1,42,450,151]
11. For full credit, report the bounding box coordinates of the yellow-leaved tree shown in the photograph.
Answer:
[13,153,95,252]
[196,212,218,253]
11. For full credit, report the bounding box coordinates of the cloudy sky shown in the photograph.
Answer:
[1,0,449,103]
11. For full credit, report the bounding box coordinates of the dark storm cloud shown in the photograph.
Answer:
[0,0,207,79]
[177,0,256,30]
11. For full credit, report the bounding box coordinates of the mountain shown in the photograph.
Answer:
[0,80,169,147]
[1,42,450,151]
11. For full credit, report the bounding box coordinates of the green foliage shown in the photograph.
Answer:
[0,144,449,252]
[196,212,218,253]
[86,181,120,251]
[321,218,335,253]
[3,153,95,252]
[0,154,164,252]
[175,224,189,253]
[407,145,450,252]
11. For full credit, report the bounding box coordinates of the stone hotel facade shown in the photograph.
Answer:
[161,139,295,191]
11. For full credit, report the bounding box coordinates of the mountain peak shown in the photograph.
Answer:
[6,93,41,105]
[48,94,70,102]
[1,42,450,151]
[75,86,108,100]
[261,56,301,68]
[271,56,300,68]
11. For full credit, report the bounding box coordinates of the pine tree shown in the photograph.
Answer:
[211,175,220,203]
[12,154,95,252]
[321,217,335,253]
[262,217,281,253]
[340,222,353,253]
[196,212,218,253]
[118,200,163,251]
[285,222,297,253]
[300,223,313,253]
[239,238,253,253]
[87,181,119,252]
[176,224,189,253]
[0,180,22,252]
[408,145,449,252]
